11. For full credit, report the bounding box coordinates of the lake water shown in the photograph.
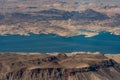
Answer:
[0,32,120,54]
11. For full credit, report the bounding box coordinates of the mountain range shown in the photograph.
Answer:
[0,8,120,36]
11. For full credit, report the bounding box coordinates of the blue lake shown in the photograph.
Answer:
[0,32,120,54]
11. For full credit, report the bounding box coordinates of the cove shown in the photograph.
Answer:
[0,32,120,54]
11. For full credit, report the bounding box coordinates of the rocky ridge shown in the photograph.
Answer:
[0,53,120,80]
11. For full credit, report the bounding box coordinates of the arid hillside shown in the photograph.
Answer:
[0,8,120,37]
[0,53,120,80]
[0,0,120,37]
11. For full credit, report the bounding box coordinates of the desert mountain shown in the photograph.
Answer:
[0,53,120,80]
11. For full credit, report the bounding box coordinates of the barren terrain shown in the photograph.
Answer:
[0,52,120,80]
[0,0,120,37]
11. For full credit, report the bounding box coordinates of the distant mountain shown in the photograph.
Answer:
[0,14,4,20]
[2,9,109,23]
[3,0,120,5]
[32,9,109,21]
[113,14,120,20]
[71,9,109,20]
[35,9,72,20]
[0,0,120,16]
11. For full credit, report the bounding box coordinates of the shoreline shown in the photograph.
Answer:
[0,30,120,37]
[0,51,119,55]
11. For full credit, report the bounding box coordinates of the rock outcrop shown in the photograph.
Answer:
[0,53,120,80]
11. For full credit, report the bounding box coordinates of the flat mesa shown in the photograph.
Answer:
[0,53,120,80]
